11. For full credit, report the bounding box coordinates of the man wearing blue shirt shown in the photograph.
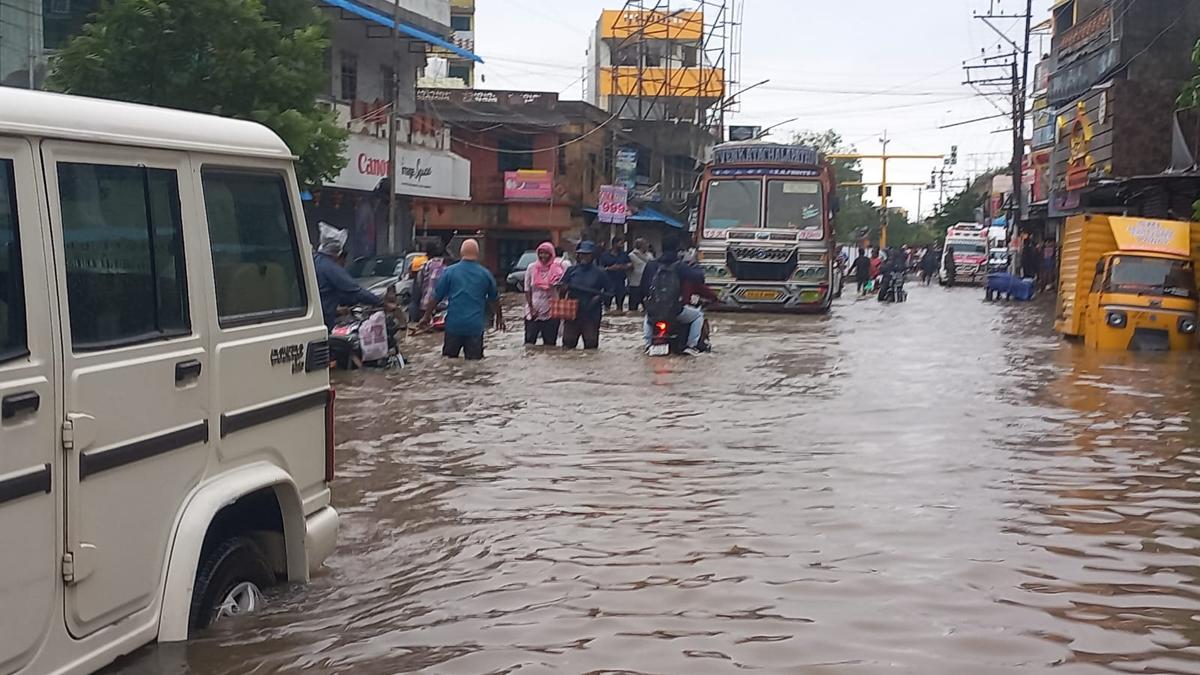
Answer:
[424,238,504,360]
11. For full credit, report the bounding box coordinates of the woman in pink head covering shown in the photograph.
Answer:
[524,241,565,345]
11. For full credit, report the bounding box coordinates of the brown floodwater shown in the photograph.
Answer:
[110,284,1200,674]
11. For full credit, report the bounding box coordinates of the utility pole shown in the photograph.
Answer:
[386,0,401,254]
[830,134,942,249]
[969,0,1033,271]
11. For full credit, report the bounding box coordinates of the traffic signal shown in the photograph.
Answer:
[877,185,893,197]
[950,145,958,165]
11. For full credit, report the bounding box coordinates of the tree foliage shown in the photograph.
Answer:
[48,0,347,187]
[929,182,989,237]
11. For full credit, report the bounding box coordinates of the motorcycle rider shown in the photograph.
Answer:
[313,223,390,329]
[879,246,907,302]
[640,234,707,355]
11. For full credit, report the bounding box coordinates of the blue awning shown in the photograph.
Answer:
[584,206,686,229]
[319,0,483,63]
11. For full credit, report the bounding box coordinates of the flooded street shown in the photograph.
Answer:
[116,284,1200,674]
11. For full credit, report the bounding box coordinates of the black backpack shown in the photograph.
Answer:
[645,261,683,322]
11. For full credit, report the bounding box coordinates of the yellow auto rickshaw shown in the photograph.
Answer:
[1057,215,1199,351]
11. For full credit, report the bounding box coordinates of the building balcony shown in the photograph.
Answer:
[598,66,725,100]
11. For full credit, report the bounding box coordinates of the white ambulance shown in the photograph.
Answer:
[0,89,338,675]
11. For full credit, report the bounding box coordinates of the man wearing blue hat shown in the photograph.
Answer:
[559,240,610,349]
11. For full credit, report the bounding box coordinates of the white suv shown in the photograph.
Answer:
[0,89,338,675]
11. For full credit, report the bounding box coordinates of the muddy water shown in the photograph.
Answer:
[113,285,1200,674]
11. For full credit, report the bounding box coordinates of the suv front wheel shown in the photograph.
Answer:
[188,536,276,634]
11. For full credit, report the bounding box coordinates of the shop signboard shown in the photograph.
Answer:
[328,133,471,201]
[597,185,628,224]
[504,170,553,202]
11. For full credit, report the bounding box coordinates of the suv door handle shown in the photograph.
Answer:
[174,359,203,384]
[2,391,40,420]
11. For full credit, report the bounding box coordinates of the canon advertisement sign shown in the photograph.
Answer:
[328,134,470,201]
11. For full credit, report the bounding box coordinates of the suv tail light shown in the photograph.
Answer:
[324,388,336,482]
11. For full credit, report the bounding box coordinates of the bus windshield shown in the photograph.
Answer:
[766,180,824,238]
[704,180,761,230]
[1106,255,1196,298]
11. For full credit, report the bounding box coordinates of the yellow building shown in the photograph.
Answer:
[586,6,727,121]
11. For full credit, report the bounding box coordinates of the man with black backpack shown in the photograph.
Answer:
[640,234,707,355]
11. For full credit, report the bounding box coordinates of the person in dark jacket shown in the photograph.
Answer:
[313,223,387,329]
[559,240,609,350]
[919,246,940,285]
[640,235,706,355]
[943,245,957,287]
[599,236,632,311]
[851,247,872,295]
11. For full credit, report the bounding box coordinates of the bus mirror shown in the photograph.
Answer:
[831,193,841,216]
[686,192,700,209]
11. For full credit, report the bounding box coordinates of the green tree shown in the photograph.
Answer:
[929,185,988,239]
[791,130,878,242]
[47,0,347,187]
[1178,38,1200,218]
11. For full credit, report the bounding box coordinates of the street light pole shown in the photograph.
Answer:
[386,0,401,254]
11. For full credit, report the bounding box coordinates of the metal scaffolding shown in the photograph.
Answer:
[604,0,742,131]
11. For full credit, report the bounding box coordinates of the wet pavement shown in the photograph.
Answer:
[112,282,1200,674]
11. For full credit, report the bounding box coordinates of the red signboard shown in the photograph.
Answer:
[504,170,553,202]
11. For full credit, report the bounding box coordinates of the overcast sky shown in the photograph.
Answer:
[471,0,1056,219]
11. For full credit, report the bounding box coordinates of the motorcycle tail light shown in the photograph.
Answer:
[654,321,668,337]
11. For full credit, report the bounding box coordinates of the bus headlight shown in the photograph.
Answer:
[1178,317,1197,334]
[1106,310,1128,328]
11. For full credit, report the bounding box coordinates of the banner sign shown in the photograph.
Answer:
[713,144,819,166]
[328,134,470,201]
[597,185,628,224]
[504,170,553,202]
[615,147,639,190]
[1109,217,1190,257]
[728,126,762,142]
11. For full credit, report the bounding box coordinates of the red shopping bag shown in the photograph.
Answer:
[549,298,578,321]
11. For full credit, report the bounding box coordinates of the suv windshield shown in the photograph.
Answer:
[1106,255,1196,298]
[704,179,761,230]
[766,180,824,238]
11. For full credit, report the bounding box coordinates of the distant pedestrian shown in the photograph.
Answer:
[1021,237,1040,280]
[869,249,883,281]
[425,238,504,360]
[627,238,653,312]
[919,245,939,285]
[851,247,872,296]
[524,241,565,346]
[943,245,957,287]
[559,240,609,350]
[410,240,450,323]
[600,236,632,311]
